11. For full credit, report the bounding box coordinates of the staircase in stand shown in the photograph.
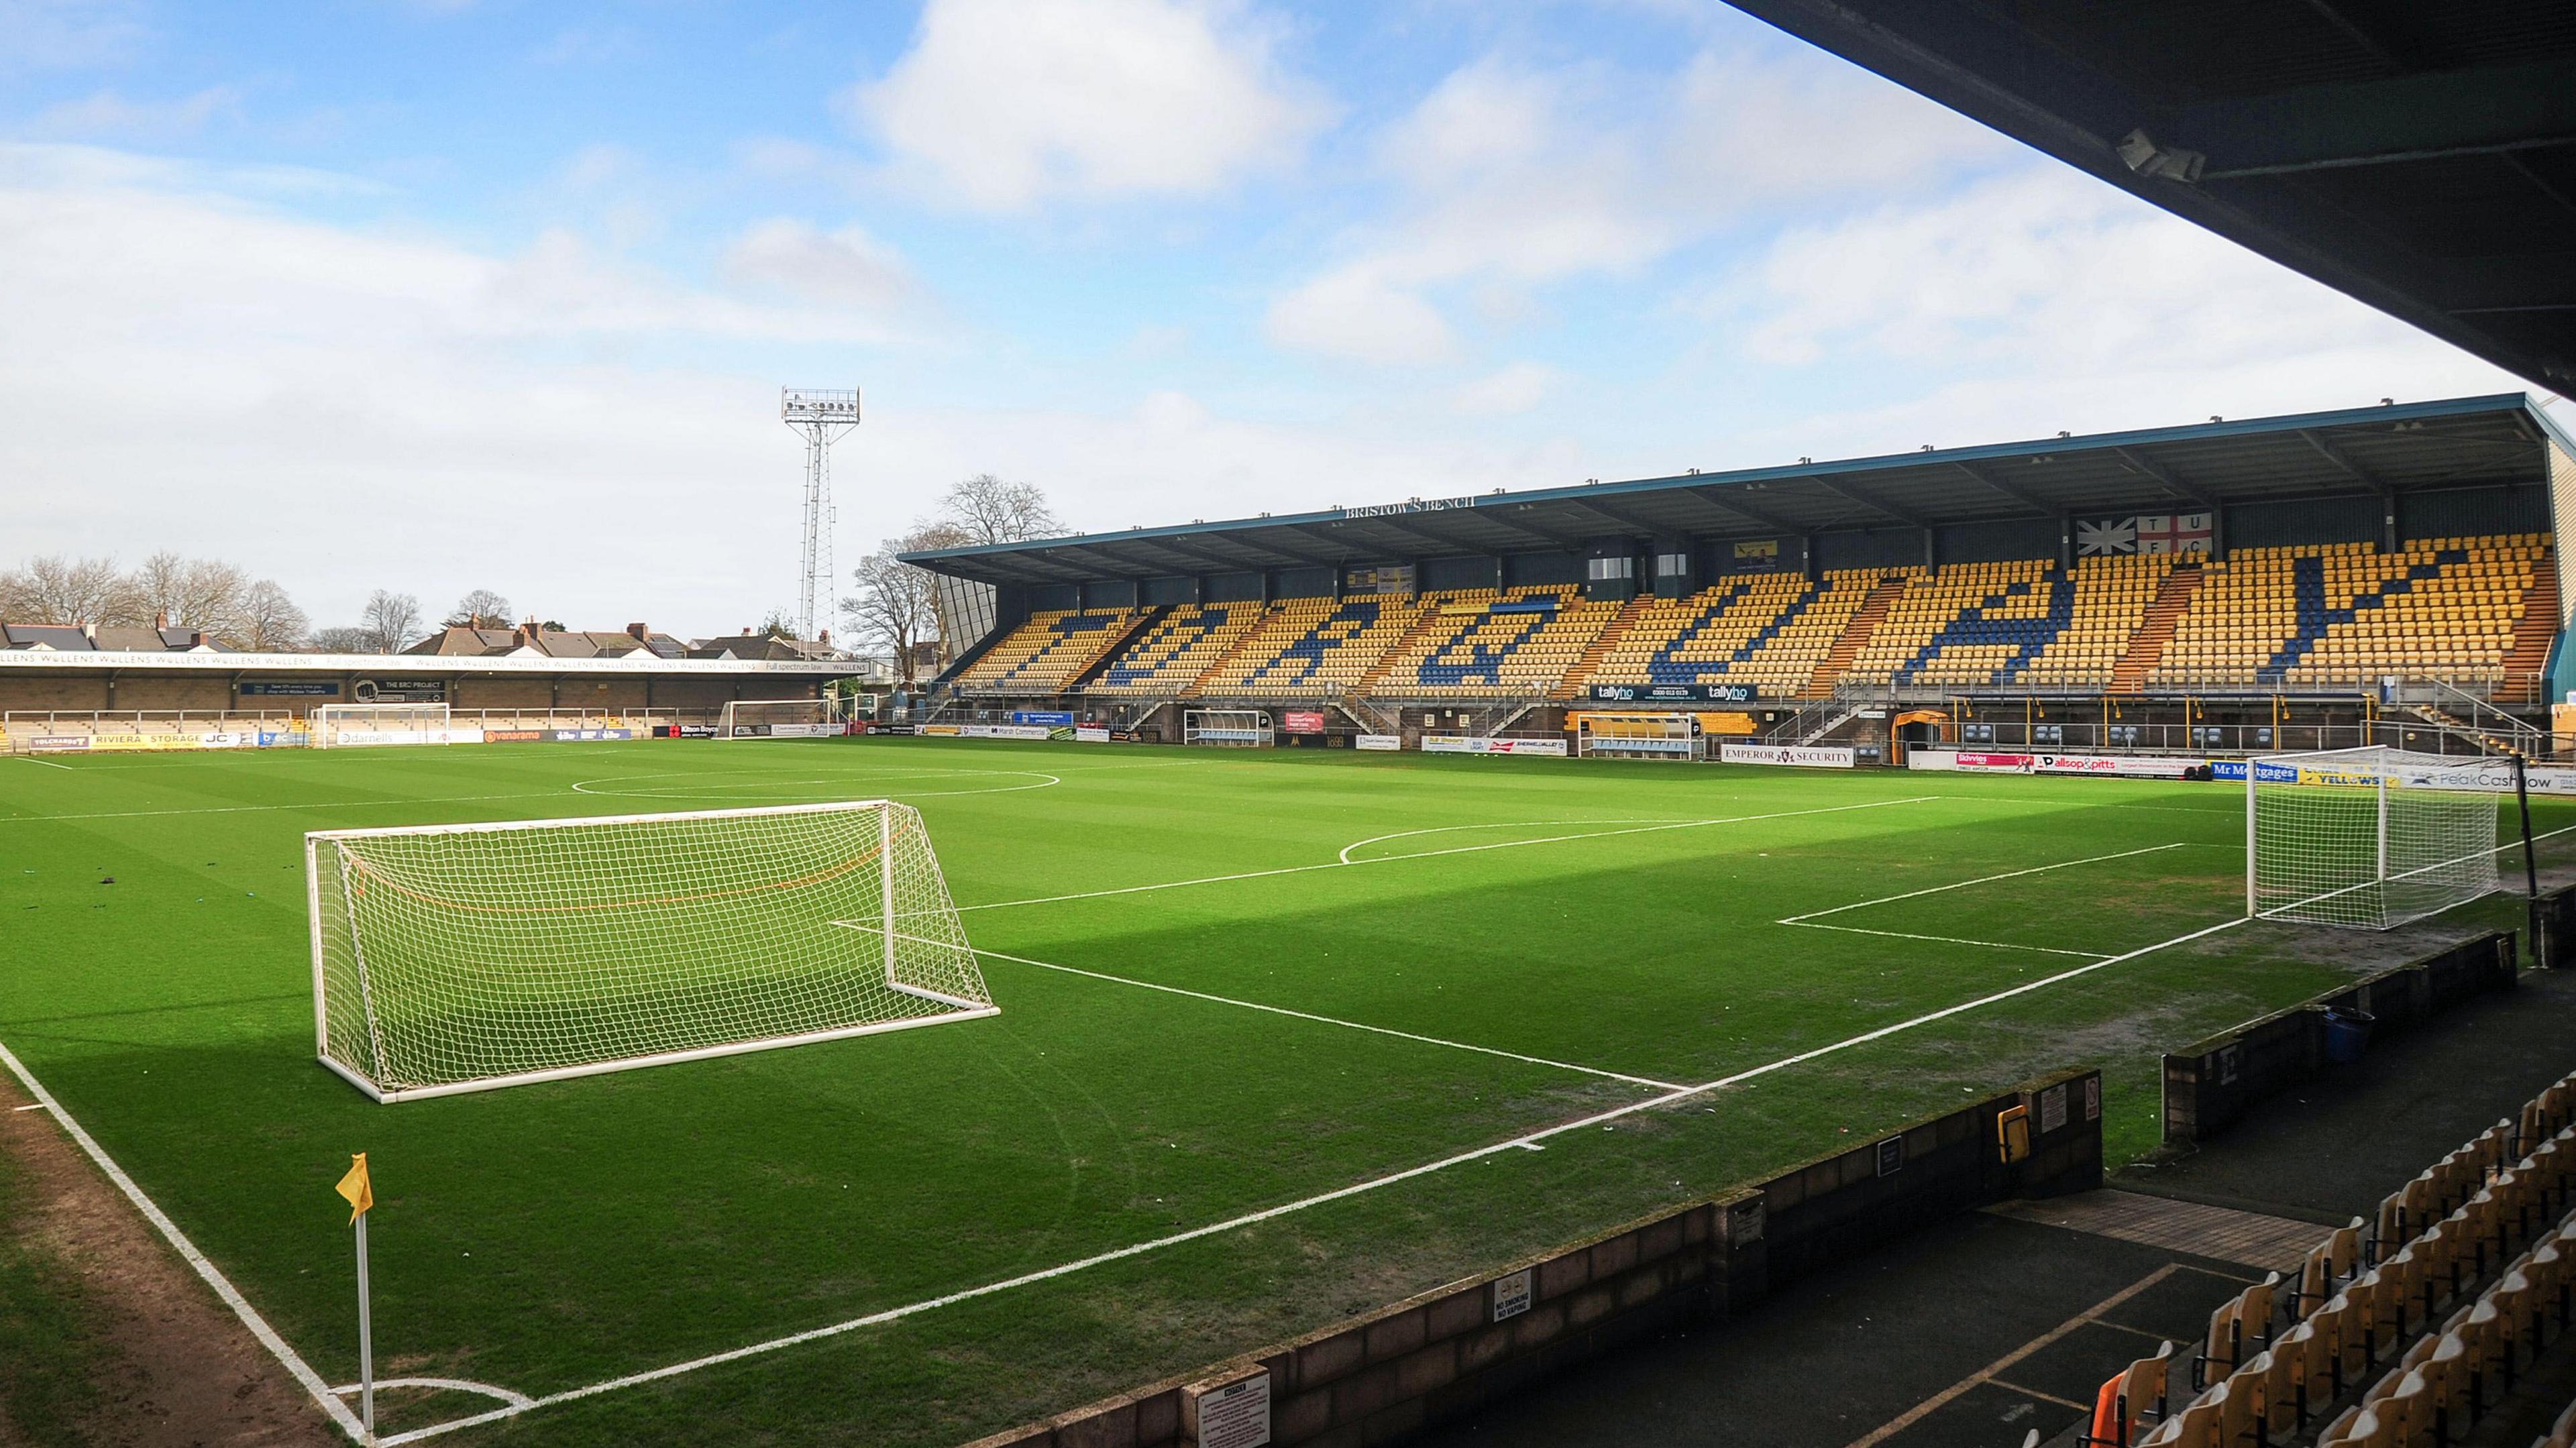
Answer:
[1065,608,1171,693]
[2108,563,2206,693]
[1181,606,1280,700]
[1550,595,1653,701]
[1801,576,1907,698]
[1353,598,1444,698]
[2501,561,2560,706]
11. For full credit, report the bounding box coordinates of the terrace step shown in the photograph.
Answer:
[2502,557,2559,706]
[2109,563,2205,693]
[1181,604,1283,700]
[1353,598,1446,695]
[1551,594,1654,701]
[1802,575,1908,698]
[1066,607,1171,693]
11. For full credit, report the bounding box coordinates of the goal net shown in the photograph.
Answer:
[306,800,995,1101]
[1185,709,1273,746]
[1576,712,1701,760]
[311,702,454,749]
[2248,746,2508,930]
[720,698,841,738]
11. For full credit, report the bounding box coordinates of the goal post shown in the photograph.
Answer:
[2247,746,2522,930]
[719,698,843,738]
[311,702,454,749]
[1574,712,1701,761]
[306,800,995,1101]
[1184,709,1273,746]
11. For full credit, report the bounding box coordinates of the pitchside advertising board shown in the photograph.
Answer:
[1717,743,1856,769]
[1010,710,1075,726]
[1589,683,1759,704]
[1422,736,1570,757]
[1282,710,1327,734]
[1356,734,1402,750]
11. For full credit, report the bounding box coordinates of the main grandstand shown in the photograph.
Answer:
[905,394,2576,759]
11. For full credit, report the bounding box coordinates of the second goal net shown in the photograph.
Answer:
[312,702,454,749]
[720,698,842,738]
[2247,746,2516,930]
[307,800,994,1101]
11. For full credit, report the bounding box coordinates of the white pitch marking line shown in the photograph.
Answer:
[374,909,2254,1443]
[0,1038,370,1443]
[0,789,572,824]
[1778,843,2191,925]
[951,797,1941,915]
[330,1376,534,1410]
[8,754,75,769]
[1336,819,1702,866]
[1788,923,2111,959]
[959,942,1687,1091]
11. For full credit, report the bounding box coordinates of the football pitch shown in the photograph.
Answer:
[0,737,2561,1445]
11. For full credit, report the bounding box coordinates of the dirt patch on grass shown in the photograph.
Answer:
[0,1071,337,1447]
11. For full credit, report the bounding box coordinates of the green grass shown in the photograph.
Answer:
[0,738,2559,1444]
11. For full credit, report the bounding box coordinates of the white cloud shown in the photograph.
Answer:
[1265,264,1456,366]
[0,146,937,631]
[720,218,918,313]
[1694,166,2524,461]
[1265,48,2012,364]
[1451,361,1558,416]
[0,142,1607,634]
[27,85,248,140]
[844,0,1328,211]
[0,0,148,71]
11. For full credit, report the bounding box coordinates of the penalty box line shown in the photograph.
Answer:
[955,942,1688,1091]
[380,911,2252,1443]
[943,795,1943,917]
[1778,842,2196,958]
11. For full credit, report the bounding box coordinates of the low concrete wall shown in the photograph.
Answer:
[2536,883,2576,970]
[968,1066,2102,1448]
[2161,932,2516,1146]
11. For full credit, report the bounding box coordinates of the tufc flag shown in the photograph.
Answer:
[335,1153,374,1223]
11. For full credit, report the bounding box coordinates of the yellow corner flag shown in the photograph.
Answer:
[335,1153,374,1223]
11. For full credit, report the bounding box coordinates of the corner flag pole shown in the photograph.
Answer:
[335,1153,376,1443]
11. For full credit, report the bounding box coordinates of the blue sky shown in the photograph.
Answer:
[0,0,2541,636]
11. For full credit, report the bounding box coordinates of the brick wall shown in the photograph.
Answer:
[2162,931,2515,1144]
[965,1067,2102,1448]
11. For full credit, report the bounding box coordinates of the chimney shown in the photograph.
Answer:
[819,628,830,645]
[627,622,650,642]
[155,610,168,629]
[513,625,533,651]
[190,630,209,649]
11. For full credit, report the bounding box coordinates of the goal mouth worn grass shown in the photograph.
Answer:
[0,736,2564,1445]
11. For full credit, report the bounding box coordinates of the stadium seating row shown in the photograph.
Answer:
[2067,1065,2576,1447]
[941,534,2556,702]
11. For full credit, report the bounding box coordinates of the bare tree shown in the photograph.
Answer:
[238,579,310,651]
[132,552,254,638]
[359,590,424,653]
[840,525,961,683]
[0,555,136,624]
[311,625,377,653]
[935,474,1063,545]
[445,589,511,628]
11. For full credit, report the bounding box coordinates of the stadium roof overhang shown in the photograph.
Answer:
[1713,0,2576,391]
[902,394,2573,587]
